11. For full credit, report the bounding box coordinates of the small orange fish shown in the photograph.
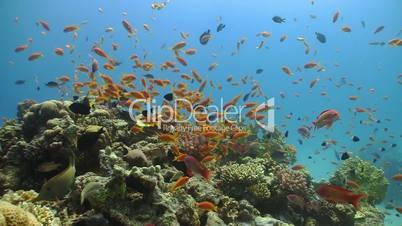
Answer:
[172,41,186,50]
[392,174,402,181]
[348,96,359,100]
[332,10,340,23]
[176,56,188,66]
[158,133,177,143]
[28,52,43,61]
[93,47,108,58]
[63,25,79,32]
[15,44,28,52]
[103,63,115,71]
[54,48,64,56]
[232,131,249,139]
[170,176,190,192]
[196,201,217,211]
[396,207,402,214]
[38,20,50,31]
[57,75,70,83]
[342,26,352,32]
[208,63,218,71]
[291,165,304,171]
[282,66,293,76]
[122,19,134,35]
[185,48,197,55]
[304,61,319,69]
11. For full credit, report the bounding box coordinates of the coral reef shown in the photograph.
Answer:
[330,157,389,204]
[0,200,40,226]
[0,99,387,225]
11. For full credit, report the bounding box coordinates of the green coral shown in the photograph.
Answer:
[330,157,388,204]
[218,157,273,202]
[354,205,385,226]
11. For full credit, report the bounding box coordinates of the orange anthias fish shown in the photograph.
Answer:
[291,165,304,171]
[196,201,217,211]
[316,184,366,209]
[392,174,402,181]
[170,176,190,192]
[313,109,340,129]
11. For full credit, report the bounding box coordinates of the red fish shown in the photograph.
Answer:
[38,20,50,31]
[316,184,366,209]
[291,165,304,171]
[313,109,340,129]
[183,155,210,180]
[15,44,28,52]
[28,52,43,61]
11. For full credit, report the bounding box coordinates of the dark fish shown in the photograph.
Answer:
[298,139,303,145]
[45,81,59,88]
[243,92,251,102]
[285,130,289,138]
[69,97,91,115]
[373,26,384,34]
[216,23,226,32]
[351,136,360,142]
[199,29,211,45]
[321,141,327,147]
[361,21,366,28]
[143,74,154,79]
[73,96,79,101]
[380,147,386,152]
[391,144,397,148]
[163,93,174,101]
[14,80,25,85]
[272,16,286,23]
[341,152,350,160]
[315,32,327,43]
[308,156,312,159]
[256,68,264,74]
[208,113,217,121]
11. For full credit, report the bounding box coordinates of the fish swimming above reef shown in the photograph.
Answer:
[216,23,226,32]
[37,153,76,200]
[315,32,326,43]
[313,109,340,129]
[183,155,210,180]
[69,97,91,115]
[316,184,366,209]
[199,29,211,45]
[272,16,286,23]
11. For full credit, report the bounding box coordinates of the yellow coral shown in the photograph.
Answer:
[0,201,40,226]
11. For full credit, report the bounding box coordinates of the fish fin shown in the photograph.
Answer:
[326,122,333,128]
[350,194,367,209]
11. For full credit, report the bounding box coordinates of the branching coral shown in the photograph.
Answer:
[275,167,310,197]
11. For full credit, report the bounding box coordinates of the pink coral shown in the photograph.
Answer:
[275,167,309,196]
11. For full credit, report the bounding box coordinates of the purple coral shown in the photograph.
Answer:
[275,167,309,196]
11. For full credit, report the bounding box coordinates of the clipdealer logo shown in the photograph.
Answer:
[128,97,275,133]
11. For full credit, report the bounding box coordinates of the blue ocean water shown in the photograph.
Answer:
[0,0,401,225]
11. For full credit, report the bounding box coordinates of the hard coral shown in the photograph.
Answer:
[330,157,388,204]
[0,201,40,226]
[275,167,310,196]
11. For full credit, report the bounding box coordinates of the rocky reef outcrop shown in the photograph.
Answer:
[0,99,387,226]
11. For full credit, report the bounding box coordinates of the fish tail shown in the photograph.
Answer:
[351,194,367,209]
